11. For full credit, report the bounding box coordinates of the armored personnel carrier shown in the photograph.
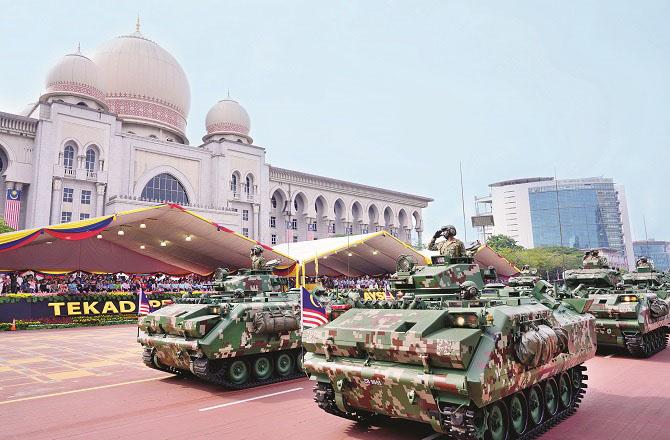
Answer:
[565,263,670,357]
[138,267,304,388]
[303,254,596,439]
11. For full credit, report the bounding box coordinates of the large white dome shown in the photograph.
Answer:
[204,99,252,143]
[42,51,106,108]
[92,29,191,138]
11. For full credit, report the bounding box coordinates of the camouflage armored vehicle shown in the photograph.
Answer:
[565,262,670,357]
[303,253,596,439]
[138,266,304,388]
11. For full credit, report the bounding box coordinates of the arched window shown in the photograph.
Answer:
[85,148,96,172]
[245,175,253,195]
[63,145,75,170]
[231,174,238,192]
[141,173,189,204]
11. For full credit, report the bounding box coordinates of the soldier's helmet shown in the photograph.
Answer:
[443,225,457,237]
[460,280,480,299]
[251,245,264,256]
[522,264,530,270]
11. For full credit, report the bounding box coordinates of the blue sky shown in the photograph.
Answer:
[1,1,668,243]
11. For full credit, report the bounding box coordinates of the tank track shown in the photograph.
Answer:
[312,365,588,440]
[624,327,669,358]
[142,347,186,375]
[192,348,305,390]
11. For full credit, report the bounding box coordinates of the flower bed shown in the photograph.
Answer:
[0,291,207,304]
[0,313,140,331]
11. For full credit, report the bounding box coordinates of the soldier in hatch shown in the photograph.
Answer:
[250,245,266,270]
[428,225,465,258]
[636,257,653,270]
[583,250,608,268]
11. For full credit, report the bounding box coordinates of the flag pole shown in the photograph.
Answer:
[136,289,140,338]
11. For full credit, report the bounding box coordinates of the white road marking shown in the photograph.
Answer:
[0,376,166,405]
[605,354,615,358]
[421,433,443,440]
[199,387,304,412]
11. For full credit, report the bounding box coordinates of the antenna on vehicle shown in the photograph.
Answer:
[643,215,649,262]
[460,161,467,243]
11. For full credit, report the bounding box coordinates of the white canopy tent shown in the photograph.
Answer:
[273,231,429,277]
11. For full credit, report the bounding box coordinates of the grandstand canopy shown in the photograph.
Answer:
[0,204,294,275]
[274,231,429,277]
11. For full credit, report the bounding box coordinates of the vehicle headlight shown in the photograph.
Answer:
[451,313,479,328]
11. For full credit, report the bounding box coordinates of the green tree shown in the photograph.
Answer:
[495,246,583,280]
[486,234,522,251]
[0,218,13,234]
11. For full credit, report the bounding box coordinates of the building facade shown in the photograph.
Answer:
[633,240,670,272]
[472,177,634,269]
[0,25,431,247]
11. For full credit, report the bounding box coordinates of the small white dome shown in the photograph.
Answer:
[42,51,106,107]
[204,99,252,142]
[92,29,191,139]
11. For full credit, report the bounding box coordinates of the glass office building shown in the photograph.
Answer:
[529,180,624,253]
[633,240,670,272]
[478,177,634,269]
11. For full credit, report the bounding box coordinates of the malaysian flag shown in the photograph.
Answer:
[301,287,328,329]
[137,289,151,315]
[4,189,21,229]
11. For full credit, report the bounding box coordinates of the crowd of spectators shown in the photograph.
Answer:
[0,271,396,296]
[317,275,392,291]
[0,271,212,295]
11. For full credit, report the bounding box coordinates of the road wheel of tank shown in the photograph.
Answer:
[252,356,273,380]
[486,401,509,440]
[526,384,544,427]
[275,352,294,376]
[227,359,250,385]
[543,378,559,418]
[558,373,572,409]
[507,392,527,438]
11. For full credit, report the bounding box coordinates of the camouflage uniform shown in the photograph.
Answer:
[636,258,652,270]
[431,238,465,258]
[250,245,266,270]
[428,225,465,258]
[583,251,607,269]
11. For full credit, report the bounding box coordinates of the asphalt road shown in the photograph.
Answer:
[1,325,669,440]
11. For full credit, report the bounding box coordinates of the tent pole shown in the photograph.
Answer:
[295,262,300,288]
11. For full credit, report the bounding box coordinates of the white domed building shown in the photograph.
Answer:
[0,24,431,247]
